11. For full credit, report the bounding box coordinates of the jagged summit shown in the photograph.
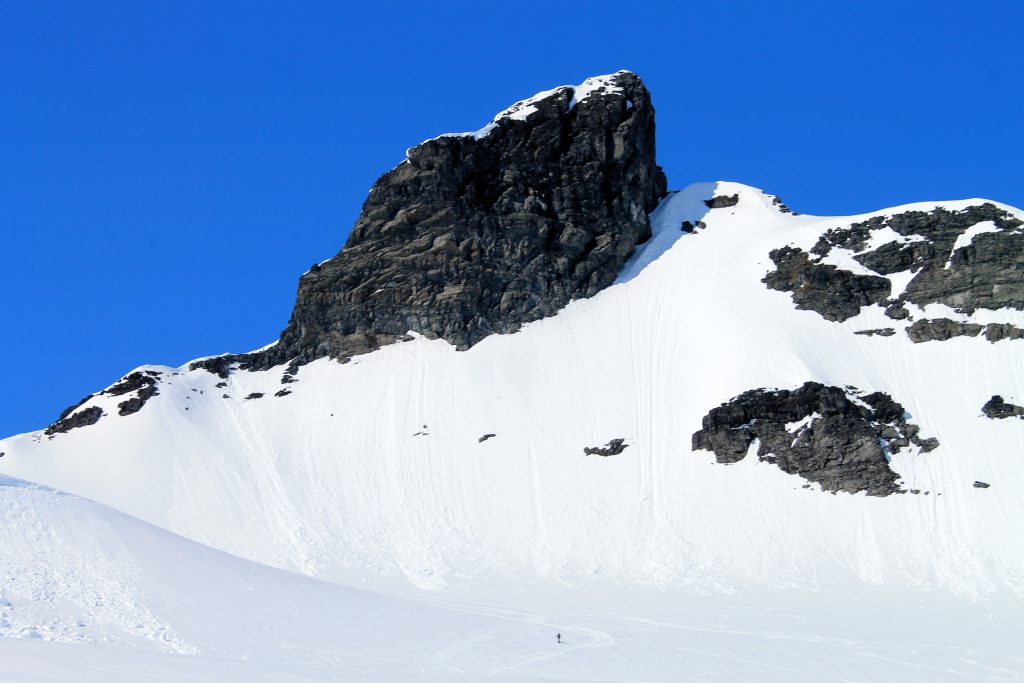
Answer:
[428,71,640,142]
[201,70,666,374]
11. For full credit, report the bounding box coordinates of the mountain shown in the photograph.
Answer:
[1,71,1023,680]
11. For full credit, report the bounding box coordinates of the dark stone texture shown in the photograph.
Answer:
[274,388,292,397]
[770,194,797,215]
[190,355,234,378]
[853,328,896,337]
[907,320,1024,344]
[478,433,496,443]
[763,246,891,322]
[973,481,991,488]
[906,318,983,343]
[982,395,1024,419]
[766,204,1024,336]
[884,303,911,320]
[984,323,1024,342]
[54,395,92,423]
[584,438,629,456]
[47,371,160,433]
[44,406,103,436]
[244,393,264,400]
[204,71,667,372]
[692,382,936,496]
[105,371,158,397]
[117,384,159,416]
[704,194,739,209]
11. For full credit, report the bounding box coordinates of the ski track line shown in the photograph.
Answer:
[380,594,614,677]
[269,598,300,643]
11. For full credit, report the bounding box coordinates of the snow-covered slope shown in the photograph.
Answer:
[0,475,568,681]
[3,475,1022,682]
[3,182,1022,598]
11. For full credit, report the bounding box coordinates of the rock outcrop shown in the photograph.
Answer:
[981,395,1024,420]
[906,318,984,343]
[205,71,665,374]
[584,438,629,456]
[764,246,891,322]
[46,370,161,435]
[44,406,103,436]
[763,204,1024,339]
[704,193,739,209]
[692,382,937,496]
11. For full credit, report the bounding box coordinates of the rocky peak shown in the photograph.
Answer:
[214,71,666,373]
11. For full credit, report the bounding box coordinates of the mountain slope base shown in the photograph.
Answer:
[2,476,1022,682]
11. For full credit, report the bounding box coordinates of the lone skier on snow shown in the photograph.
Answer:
[556,633,561,644]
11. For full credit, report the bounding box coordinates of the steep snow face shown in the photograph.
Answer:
[2,182,1023,596]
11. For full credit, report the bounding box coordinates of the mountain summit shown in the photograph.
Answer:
[210,71,666,373]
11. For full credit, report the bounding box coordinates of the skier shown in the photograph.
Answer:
[556,633,561,644]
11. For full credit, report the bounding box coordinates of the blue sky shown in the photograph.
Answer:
[2,0,1022,436]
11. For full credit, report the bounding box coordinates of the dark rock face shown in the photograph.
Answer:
[117,384,159,416]
[478,433,496,443]
[219,71,666,372]
[973,481,991,488]
[907,318,983,343]
[853,328,896,337]
[584,438,629,456]
[982,395,1024,419]
[906,319,1024,344]
[191,355,234,379]
[770,194,797,215]
[764,204,1024,338]
[44,406,103,436]
[704,194,739,209]
[53,395,93,424]
[692,382,937,496]
[763,246,891,322]
[46,370,161,434]
[105,371,160,397]
[109,372,160,417]
[984,323,1024,342]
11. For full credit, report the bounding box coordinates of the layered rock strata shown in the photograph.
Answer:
[199,71,666,375]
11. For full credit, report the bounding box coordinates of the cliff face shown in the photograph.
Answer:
[237,71,666,371]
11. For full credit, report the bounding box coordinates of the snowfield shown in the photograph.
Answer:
[1,181,1023,680]
[1,475,1022,682]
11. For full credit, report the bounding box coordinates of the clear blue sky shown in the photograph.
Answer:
[2,0,1022,437]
